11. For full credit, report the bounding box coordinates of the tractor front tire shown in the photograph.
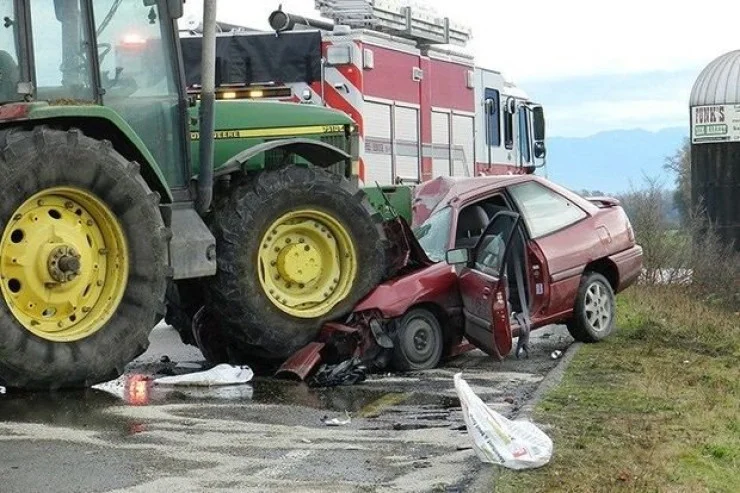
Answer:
[0,127,169,390]
[206,166,387,362]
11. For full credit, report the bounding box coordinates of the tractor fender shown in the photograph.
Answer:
[12,104,173,202]
[213,138,351,178]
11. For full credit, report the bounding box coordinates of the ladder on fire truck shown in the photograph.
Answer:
[315,0,472,46]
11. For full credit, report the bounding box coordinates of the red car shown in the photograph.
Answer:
[278,175,643,379]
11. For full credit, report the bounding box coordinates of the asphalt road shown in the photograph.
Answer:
[0,323,574,493]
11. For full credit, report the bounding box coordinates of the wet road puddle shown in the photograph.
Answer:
[0,366,465,436]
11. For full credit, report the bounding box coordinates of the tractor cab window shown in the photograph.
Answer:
[30,0,96,102]
[93,0,187,187]
[0,0,22,102]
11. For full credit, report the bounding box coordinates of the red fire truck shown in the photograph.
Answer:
[179,0,547,186]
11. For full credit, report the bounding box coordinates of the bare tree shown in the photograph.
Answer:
[664,138,691,224]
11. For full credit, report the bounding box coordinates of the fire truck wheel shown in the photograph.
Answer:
[566,272,616,343]
[391,308,444,371]
[206,165,388,361]
[0,126,168,390]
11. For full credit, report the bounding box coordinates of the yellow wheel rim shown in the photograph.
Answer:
[258,209,357,318]
[0,187,129,342]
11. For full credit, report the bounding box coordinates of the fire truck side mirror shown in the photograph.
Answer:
[534,141,546,159]
[533,106,545,141]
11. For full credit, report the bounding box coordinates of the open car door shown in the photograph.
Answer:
[447,211,521,360]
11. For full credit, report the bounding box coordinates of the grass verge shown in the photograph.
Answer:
[494,285,739,492]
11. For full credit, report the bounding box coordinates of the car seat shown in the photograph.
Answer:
[455,205,489,249]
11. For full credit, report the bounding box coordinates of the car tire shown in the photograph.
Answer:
[566,272,616,343]
[392,308,444,371]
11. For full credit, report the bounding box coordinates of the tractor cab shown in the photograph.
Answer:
[0,0,189,187]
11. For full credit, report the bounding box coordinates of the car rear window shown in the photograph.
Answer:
[509,181,587,238]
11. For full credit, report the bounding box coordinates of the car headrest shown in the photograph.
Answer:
[457,205,489,237]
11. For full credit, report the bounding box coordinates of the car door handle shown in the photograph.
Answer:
[482,287,491,297]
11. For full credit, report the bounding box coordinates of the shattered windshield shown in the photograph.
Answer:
[412,207,452,262]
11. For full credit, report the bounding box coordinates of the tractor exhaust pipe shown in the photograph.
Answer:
[268,8,334,33]
[196,0,217,215]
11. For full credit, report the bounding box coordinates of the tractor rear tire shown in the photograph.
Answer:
[206,165,387,362]
[0,127,169,390]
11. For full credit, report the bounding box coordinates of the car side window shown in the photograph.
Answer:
[509,181,587,238]
[475,234,506,276]
[473,213,517,277]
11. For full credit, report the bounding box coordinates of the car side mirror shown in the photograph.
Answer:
[534,141,546,159]
[446,248,470,265]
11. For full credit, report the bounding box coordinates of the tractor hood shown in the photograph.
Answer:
[190,100,354,137]
[188,100,356,175]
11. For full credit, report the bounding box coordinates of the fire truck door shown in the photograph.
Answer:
[483,88,501,165]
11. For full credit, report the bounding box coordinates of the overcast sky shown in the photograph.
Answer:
[183,0,740,137]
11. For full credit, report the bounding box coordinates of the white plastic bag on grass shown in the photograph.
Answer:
[454,372,552,470]
[154,364,253,387]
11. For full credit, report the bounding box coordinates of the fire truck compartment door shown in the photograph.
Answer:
[431,111,451,178]
[394,106,420,182]
[452,114,474,177]
[364,101,394,185]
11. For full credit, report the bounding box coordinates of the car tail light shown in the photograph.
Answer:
[626,217,635,244]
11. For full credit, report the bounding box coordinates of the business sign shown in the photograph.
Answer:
[691,104,740,144]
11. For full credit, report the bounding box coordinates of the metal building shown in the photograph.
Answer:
[689,50,740,250]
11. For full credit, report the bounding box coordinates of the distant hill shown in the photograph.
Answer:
[543,127,688,195]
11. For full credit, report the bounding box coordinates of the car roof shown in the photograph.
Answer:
[412,174,600,224]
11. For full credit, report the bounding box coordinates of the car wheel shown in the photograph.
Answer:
[566,272,616,343]
[392,308,444,371]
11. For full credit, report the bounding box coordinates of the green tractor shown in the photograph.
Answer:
[0,0,387,389]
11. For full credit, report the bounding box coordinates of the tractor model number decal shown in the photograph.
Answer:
[190,125,346,141]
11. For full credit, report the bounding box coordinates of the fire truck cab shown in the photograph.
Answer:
[178,0,546,186]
